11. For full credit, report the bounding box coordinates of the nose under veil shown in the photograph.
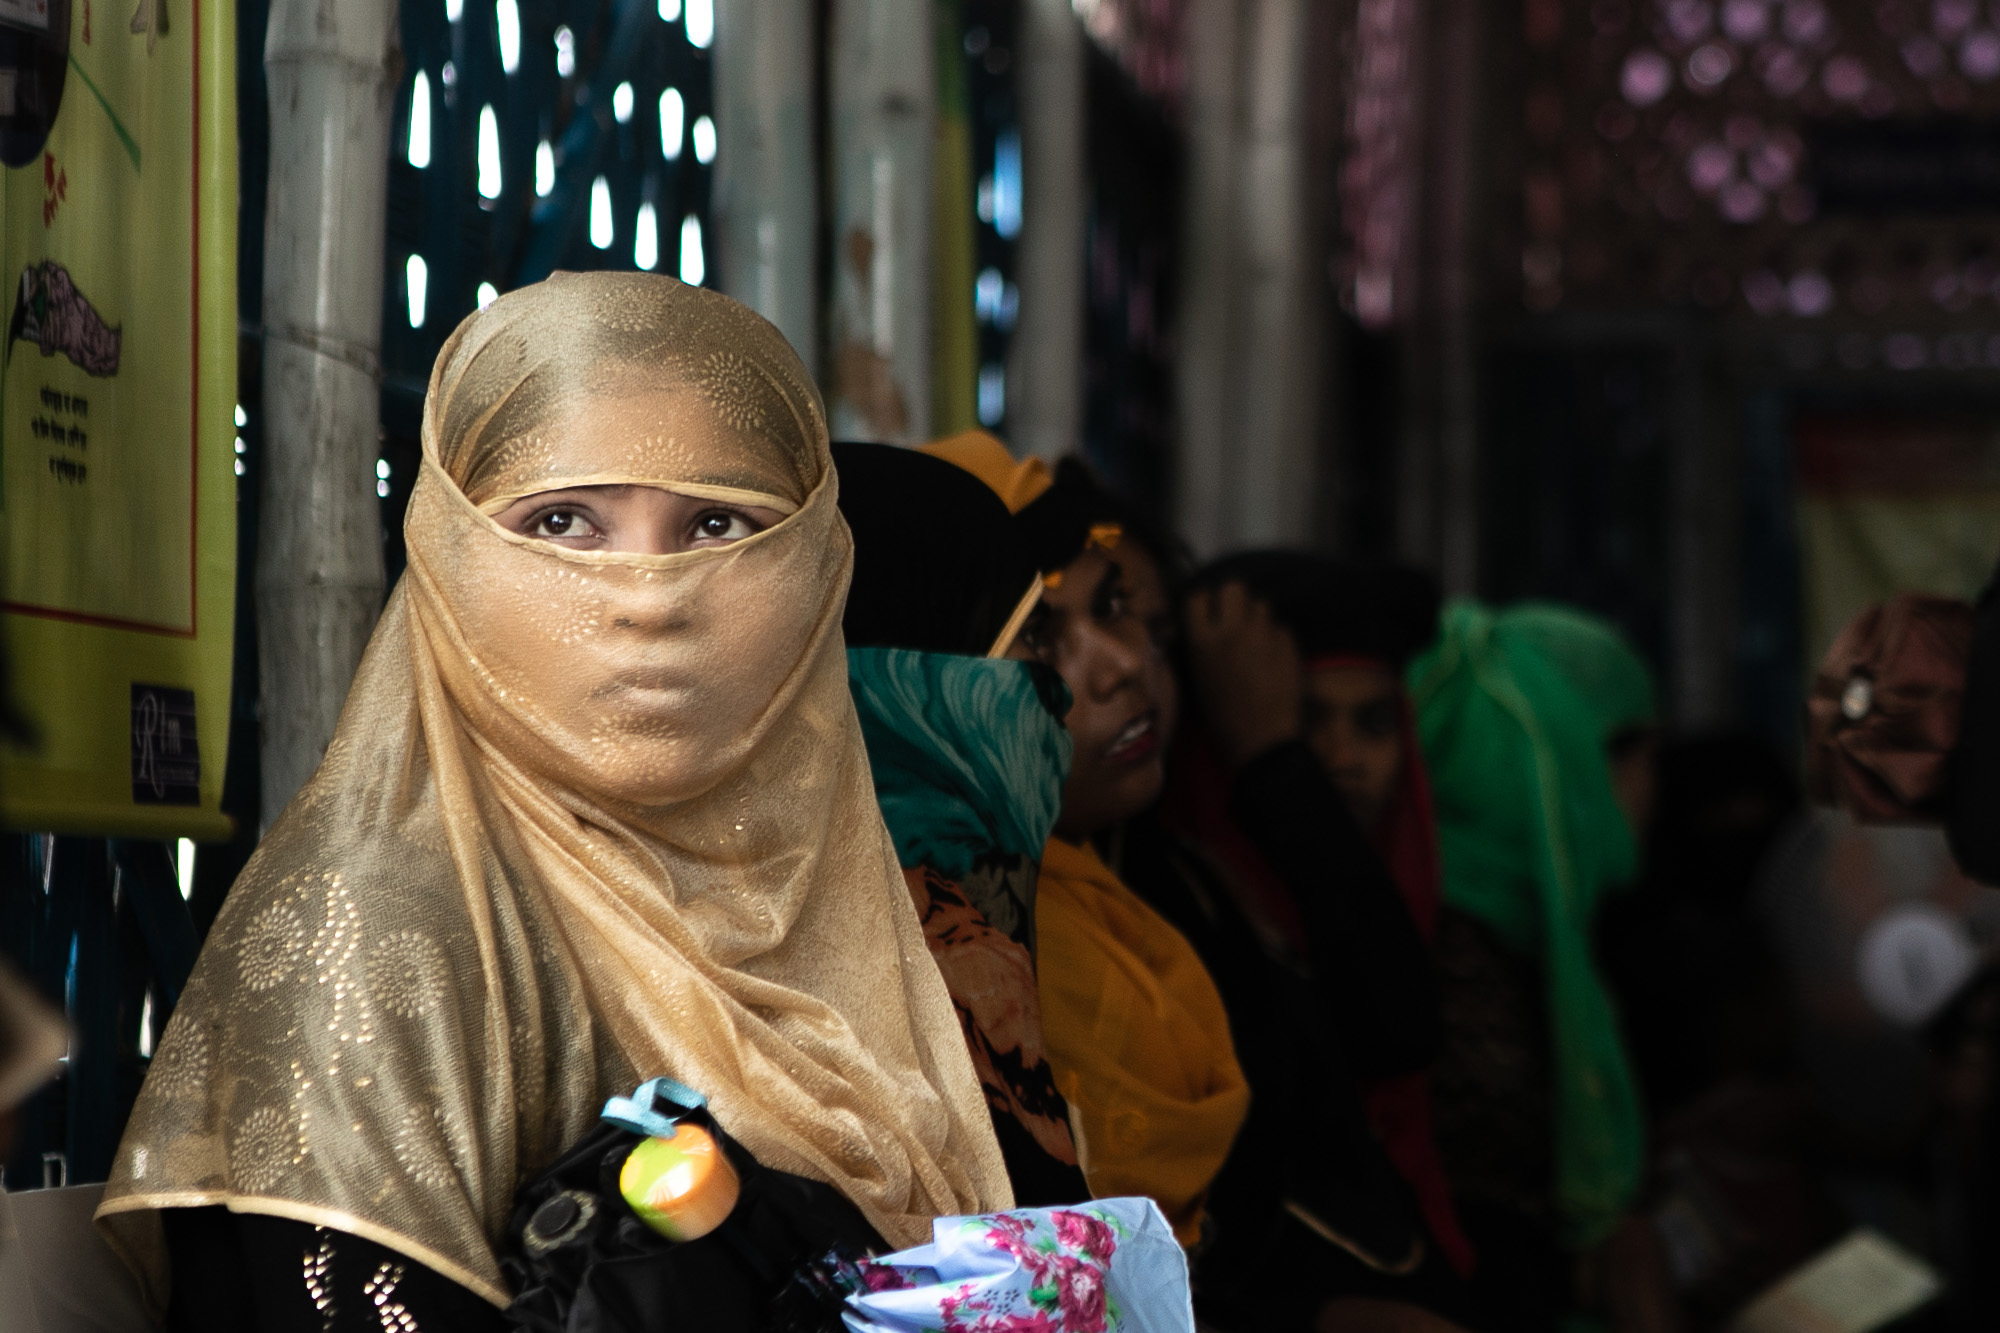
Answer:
[96,272,1011,1310]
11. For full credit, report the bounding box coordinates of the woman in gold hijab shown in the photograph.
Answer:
[95,272,1010,1328]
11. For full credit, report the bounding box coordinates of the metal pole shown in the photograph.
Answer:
[257,0,395,827]
[1008,0,1085,463]
[714,0,821,377]
[828,0,936,444]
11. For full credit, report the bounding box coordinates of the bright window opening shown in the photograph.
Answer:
[975,267,1004,323]
[535,138,555,196]
[660,88,684,159]
[692,114,716,165]
[679,213,705,285]
[496,0,521,74]
[477,104,503,199]
[407,71,432,168]
[590,176,615,249]
[636,202,660,270]
[992,130,1022,239]
[406,254,429,328]
[977,364,1006,425]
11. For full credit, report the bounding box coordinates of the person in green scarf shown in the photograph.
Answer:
[1411,600,1675,1333]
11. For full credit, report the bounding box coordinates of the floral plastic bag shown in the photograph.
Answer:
[840,1197,1193,1333]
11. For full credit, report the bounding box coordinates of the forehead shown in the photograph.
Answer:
[1305,662,1403,706]
[455,381,813,507]
[1112,541,1166,601]
[431,277,825,509]
[1044,542,1165,612]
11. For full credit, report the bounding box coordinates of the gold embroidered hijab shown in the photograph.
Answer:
[97,271,1011,1310]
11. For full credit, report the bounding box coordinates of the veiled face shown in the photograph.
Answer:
[406,272,846,810]
[489,484,789,554]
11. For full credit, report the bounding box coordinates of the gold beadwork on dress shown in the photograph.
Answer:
[95,273,1010,1316]
[305,1228,337,1328]
[365,1259,419,1333]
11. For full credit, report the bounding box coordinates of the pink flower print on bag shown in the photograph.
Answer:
[841,1197,1191,1332]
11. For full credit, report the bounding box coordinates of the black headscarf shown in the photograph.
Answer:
[1192,551,1440,668]
[832,441,1041,658]
[1013,458,1187,590]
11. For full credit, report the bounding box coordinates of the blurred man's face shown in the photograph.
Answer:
[1011,542,1180,839]
[1303,662,1405,832]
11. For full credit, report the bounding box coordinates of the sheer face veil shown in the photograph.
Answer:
[98,273,1010,1311]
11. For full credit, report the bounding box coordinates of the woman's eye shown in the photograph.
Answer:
[692,510,757,544]
[534,509,591,539]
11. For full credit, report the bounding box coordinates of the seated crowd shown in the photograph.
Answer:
[94,274,1715,1333]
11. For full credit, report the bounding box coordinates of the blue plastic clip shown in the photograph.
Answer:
[601,1076,708,1140]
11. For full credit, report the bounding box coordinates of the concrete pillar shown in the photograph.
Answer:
[1229,0,1318,547]
[1174,0,1241,556]
[1174,0,1319,556]
[827,0,936,444]
[1008,0,1086,463]
[714,0,821,377]
[257,0,395,826]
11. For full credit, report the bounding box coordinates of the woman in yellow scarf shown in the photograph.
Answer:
[1035,837,1249,1243]
[925,432,1249,1247]
[97,274,1009,1328]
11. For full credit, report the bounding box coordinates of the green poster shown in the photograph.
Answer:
[0,0,236,838]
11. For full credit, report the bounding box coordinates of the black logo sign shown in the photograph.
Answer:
[131,683,198,806]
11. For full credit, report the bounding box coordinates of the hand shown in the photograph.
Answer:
[1184,581,1303,771]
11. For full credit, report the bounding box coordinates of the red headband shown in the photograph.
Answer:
[1305,652,1396,673]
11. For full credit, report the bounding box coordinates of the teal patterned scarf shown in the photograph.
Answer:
[847,647,1071,881]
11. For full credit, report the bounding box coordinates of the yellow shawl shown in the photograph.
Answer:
[97,272,1010,1311]
[1034,836,1249,1245]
